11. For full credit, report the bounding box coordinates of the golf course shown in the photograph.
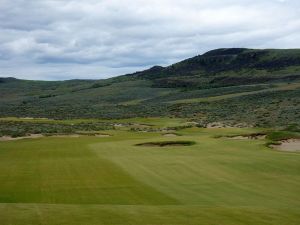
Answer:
[1,0,300,223]
[0,120,299,225]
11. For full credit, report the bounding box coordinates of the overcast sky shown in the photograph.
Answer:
[0,0,299,80]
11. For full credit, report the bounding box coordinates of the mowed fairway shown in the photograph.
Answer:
[0,128,300,225]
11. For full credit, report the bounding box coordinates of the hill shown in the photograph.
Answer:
[1,48,300,127]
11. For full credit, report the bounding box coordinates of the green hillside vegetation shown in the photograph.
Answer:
[1,48,300,126]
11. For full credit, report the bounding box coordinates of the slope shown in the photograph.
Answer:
[0,48,300,126]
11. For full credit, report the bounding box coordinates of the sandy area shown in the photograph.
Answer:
[206,122,229,128]
[228,134,266,140]
[114,124,124,127]
[228,136,249,140]
[95,134,111,137]
[0,133,114,141]
[163,133,179,137]
[206,122,250,129]
[51,134,81,138]
[0,134,44,141]
[272,139,300,152]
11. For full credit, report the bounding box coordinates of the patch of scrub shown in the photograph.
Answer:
[135,141,195,147]
[272,139,300,152]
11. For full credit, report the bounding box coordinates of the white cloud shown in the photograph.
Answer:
[0,0,299,80]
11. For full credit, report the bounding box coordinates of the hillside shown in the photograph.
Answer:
[1,48,300,127]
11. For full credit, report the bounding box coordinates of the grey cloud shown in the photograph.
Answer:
[0,0,300,80]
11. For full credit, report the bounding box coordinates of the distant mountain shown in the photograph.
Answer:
[1,48,300,127]
[125,48,300,87]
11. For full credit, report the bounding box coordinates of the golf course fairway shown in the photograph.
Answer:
[0,128,299,225]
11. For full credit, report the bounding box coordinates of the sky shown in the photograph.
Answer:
[0,0,300,80]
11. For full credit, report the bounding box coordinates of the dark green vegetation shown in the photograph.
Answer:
[0,120,112,137]
[0,117,191,138]
[266,131,300,142]
[0,127,299,225]
[135,140,196,147]
[1,48,300,126]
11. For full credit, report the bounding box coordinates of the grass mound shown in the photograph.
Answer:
[266,131,300,142]
[135,140,196,147]
[214,132,266,140]
[265,130,300,150]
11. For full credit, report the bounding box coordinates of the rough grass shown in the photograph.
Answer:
[0,128,300,225]
[266,131,300,141]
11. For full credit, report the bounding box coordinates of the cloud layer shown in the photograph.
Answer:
[0,0,300,80]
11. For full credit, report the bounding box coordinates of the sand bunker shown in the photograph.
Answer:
[0,134,44,141]
[163,133,179,137]
[227,133,266,140]
[228,136,249,140]
[206,122,250,129]
[136,141,195,147]
[272,139,300,152]
[95,134,111,137]
[51,134,81,138]
[0,133,112,141]
[49,133,111,138]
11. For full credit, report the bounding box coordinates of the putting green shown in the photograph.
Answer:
[0,128,299,225]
